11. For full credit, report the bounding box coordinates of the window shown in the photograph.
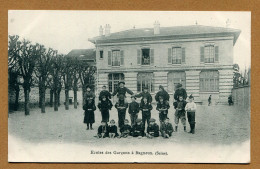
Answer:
[137,73,154,93]
[108,73,124,93]
[167,72,186,92]
[172,47,182,64]
[200,71,219,92]
[142,49,150,65]
[112,50,120,66]
[100,50,103,59]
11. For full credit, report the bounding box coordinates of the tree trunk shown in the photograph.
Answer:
[54,89,58,111]
[14,88,20,111]
[74,89,77,109]
[41,86,46,113]
[50,89,53,107]
[24,88,30,115]
[65,88,69,110]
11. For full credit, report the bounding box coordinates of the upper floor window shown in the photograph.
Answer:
[200,44,219,63]
[168,47,185,64]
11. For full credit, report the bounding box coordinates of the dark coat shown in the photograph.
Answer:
[83,102,96,124]
[112,87,134,97]
[115,101,128,113]
[160,122,174,133]
[98,99,113,111]
[156,101,170,114]
[135,91,153,103]
[140,101,153,115]
[120,124,132,133]
[99,90,112,101]
[128,101,140,114]
[174,88,187,101]
[147,123,160,134]
[155,90,170,102]
[98,125,108,135]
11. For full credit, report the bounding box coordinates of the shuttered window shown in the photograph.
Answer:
[199,71,219,92]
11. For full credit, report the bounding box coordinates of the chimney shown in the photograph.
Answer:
[154,21,160,35]
[105,24,111,37]
[99,25,103,36]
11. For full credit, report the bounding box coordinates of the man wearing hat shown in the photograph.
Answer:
[128,95,140,126]
[112,81,134,100]
[135,86,153,104]
[98,85,111,102]
[132,118,145,138]
[119,119,132,138]
[155,85,170,103]
[147,118,160,138]
[115,94,129,128]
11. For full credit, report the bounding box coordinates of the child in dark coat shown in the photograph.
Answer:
[160,117,174,138]
[98,85,111,101]
[156,96,170,125]
[120,119,132,138]
[115,95,129,128]
[147,118,160,138]
[83,97,96,130]
[135,86,153,104]
[98,96,113,123]
[108,119,119,138]
[132,118,145,138]
[97,121,109,138]
[140,97,153,128]
[128,96,140,126]
[174,95,187,132]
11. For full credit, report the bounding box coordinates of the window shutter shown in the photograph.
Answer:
[168,48,172,64]
[150,49,154,65]
[137,49,141,65]
[120,50,124,66]
[182,47,185,63]
[108,51,112,66]
[215,46,219,62]
[200,47,204,62]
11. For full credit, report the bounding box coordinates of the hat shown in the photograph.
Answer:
[118,81,125,85]
[143,86,148,89]
[136,119,142,123]
[189,94,194,99]
[110,119,115,123]
[118,95,125,100]
[131,95,136,99]
[176,83,182,88]
[124,119,129,123]
[149,118,156,122]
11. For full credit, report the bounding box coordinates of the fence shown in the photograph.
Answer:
[232,86,250,110]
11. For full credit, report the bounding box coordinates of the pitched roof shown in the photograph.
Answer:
[89,25,241,45]
[66,49,96,61]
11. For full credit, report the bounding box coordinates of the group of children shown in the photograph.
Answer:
[83,81,197,139]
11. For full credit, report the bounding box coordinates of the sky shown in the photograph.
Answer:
[8,11,251,71]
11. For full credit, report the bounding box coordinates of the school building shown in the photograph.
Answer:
[89,22,241,104]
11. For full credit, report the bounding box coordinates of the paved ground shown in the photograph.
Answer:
[8,102,250,146]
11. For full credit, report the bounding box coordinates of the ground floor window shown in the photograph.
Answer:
[200,70,219,92]
[137,73,154,93]
[108,73,125,93]
[167,72,186,92]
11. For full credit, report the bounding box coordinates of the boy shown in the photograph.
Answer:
[132,118,145,138]
[83,97,96,130]
[120,119,132,138]
[140,97,153,128]
[185,95,197,134]
[97,120,109,138]
[160,117,174,138]
[128,95,140,126]
[98,95,113,122]
[156,96,170,125]
[108,119,119,138]
[99,85,112,102]
[135,86,153,104]
[147,118,160,138]
[115,95,129,128]
[174,95,187,132]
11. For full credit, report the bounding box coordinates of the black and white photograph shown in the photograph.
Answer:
[8,10,251,163]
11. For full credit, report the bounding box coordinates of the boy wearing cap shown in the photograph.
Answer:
[120,119,132,138]
[97,121,109,138]
[115,95,129,128]
[140,97,153,128]
[98,95,113,123]
[185,95,197,134]
[132,118,145,138]
[83,97,96,130]
[112,81,134,100]
[128,95,140,126]
[160,117,174,138]
[174,95,187,132]
[135,86,153,104]
[108,119,119,138]
[99,85,112,102]
[147,118,160,138]
[156,96,170,125]
[155,85,170,103]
